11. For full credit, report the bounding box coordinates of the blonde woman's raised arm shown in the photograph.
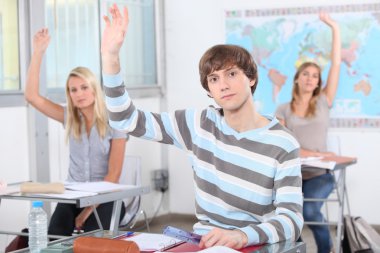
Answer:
[25,28,64,123]
[320,12,341,106]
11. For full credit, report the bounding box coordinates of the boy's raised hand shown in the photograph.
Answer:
[101,3,129,58]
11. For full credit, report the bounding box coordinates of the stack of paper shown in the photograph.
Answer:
[301,157,336,170]
[29,190,98,199]
[122,233,183,251]
[65,181,134,193]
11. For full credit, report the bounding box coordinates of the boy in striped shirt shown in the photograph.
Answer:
[101,4,303,249]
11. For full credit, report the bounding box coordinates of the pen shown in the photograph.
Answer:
[124,231,134,237]
[114,231,135,239]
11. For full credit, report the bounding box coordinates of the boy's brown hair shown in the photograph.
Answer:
[199,44,258,94]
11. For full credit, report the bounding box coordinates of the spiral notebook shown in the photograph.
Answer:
[121,233,183,251]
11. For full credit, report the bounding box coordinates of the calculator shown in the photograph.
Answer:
[163,226,202,245]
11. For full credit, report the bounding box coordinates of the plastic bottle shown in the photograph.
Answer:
[28,201,48,253]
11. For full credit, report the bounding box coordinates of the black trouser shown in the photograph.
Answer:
[48,202,126,236]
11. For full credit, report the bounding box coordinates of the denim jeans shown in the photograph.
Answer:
[303,173,335,253]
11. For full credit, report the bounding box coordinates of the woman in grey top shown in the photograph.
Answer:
[25,28,128,236]
[276,12,341,253]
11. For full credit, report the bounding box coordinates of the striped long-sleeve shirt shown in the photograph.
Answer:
[103,72,303,246]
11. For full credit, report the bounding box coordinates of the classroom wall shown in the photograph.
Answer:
[164,0,380,225]
[0,107,30,248]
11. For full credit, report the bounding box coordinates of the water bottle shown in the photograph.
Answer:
[28,201,48,253]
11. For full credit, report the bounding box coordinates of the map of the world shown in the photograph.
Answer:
[226,4,380,128]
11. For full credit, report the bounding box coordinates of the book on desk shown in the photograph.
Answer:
[116,232,183,251]
[301,155,357,170]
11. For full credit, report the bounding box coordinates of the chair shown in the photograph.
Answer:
[118,155,150,232]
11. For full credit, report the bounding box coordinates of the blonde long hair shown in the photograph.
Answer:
[291,62,322,118]
[65,67,108,141]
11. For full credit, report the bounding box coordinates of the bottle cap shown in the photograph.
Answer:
[32,201,43,207]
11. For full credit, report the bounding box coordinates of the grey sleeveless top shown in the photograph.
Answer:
[275,94,330,179]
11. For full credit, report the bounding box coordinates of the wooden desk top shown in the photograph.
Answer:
[322,155,357,166]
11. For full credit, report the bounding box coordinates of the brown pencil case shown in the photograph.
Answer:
[73,237,140,253]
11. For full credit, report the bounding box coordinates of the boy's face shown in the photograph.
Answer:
[206,66,254,113]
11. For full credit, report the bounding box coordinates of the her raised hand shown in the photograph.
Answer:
[319,12,338,29]
[33,28,50,55]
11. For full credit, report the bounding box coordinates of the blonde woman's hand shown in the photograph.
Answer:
[33,28,50,55]
[75,207,92,229]
[319,12,338,29]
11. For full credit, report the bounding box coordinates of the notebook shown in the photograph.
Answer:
[121,233,183,251]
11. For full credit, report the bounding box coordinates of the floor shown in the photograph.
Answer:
[128,214,323,253]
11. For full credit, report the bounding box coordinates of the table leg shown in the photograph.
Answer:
[335,168,346,253]
[109,200,122,236]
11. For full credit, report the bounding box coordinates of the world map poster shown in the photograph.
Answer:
[225,3,380,128]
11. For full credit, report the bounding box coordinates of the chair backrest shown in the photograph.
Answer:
[118,155,142,226]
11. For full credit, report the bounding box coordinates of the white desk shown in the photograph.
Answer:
[0,183,150,237]
[303,155,357,253]
[10,229,307,253]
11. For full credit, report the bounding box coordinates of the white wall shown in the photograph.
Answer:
[0,107,30,248]
[164,0,380,225]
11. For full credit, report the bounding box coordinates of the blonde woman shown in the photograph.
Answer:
[276,13,341,253]
[25,28,128,236]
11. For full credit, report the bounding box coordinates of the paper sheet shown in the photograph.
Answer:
[155,245,241,253]
[197,246,241,253]
[24,190,97,199]
[301,159,336,170]
[65,181,135,193]
[122,233,183,251]
[300,156,323,163]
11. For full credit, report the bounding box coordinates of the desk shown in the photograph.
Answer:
[0,183,150,236]
[10,230,306,253]
[303,155,357,253]
[167,240,306,253]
